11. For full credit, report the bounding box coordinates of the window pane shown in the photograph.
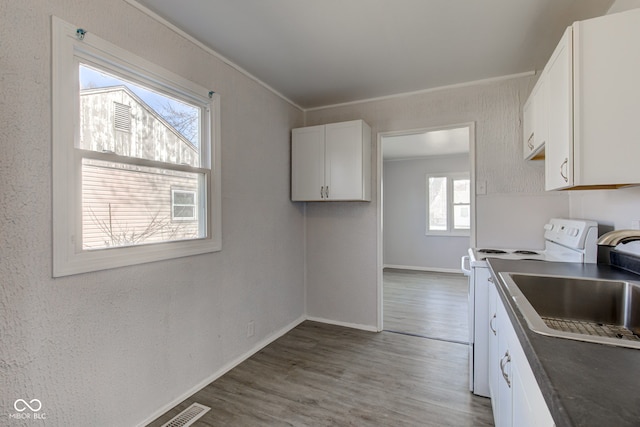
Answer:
[453,179,470,204]
[428,177,447,231]
[79,63,201,167]
[81,158,203,250]
[454,205,471,230]
[173,191,195,205]
[173,206,195,219]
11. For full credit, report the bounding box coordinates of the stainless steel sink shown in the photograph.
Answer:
[499,273,640,349]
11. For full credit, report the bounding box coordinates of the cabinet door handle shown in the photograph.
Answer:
[320,186,324,198]
[527,133,534,150]
[488,276,494,283]
[325,186,329,199]
[560,158,568,182]
[500,350,511,388]
[490,313,497,336]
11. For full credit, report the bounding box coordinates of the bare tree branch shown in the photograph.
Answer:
[160,102,198,144]
[86,204,196,249]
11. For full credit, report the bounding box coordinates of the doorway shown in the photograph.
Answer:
[376,123,476,334]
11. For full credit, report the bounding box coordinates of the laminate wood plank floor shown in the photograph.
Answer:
[148,321,493,426]
[383,269,469,344]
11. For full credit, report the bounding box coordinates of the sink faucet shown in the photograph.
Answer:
[597,230,640,246]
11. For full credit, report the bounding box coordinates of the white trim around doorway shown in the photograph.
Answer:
[376,122,477,331]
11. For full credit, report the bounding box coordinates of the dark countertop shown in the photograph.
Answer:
[486,258,640,427]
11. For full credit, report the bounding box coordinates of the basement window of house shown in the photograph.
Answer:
[52,17,221,277]
[426,173,470,236]
[171,190,197,221]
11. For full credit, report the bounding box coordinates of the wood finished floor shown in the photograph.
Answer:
[383,269,469,344]
[148,321,493,426]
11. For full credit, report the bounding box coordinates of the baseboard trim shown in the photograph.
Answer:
[305,316,378,332]
[138,314,384,426]
[135,315,306,427]
[383,264,462,274]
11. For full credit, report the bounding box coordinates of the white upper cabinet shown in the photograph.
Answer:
[545,27,573,190]
[522,97,534,158]
[522,73,547,160]
[544,9,640,190]
[291,120,371,201]
[291,125,326,201]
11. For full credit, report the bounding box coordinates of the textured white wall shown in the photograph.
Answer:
[570,187,640,230]
[305,76,570,328]
[0,1,305,425]
[569,186,640,257]
[476,193,569,248]
[383,155,470,270]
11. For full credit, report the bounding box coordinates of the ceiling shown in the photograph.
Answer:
[383,127,469,160]
[132,0,613,109]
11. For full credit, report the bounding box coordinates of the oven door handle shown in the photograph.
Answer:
[461,255,471,276]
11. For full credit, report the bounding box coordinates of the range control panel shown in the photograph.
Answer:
[544,218,598,250]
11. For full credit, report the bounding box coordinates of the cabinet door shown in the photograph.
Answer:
[292,125,325,201]
[545,28,574,190]
[509,305,555,427]
[494,296,555,427]
[512,356,556,427]
[532,76,548,157]
[496,300,513,427]
[523,78,546,160]
[574,9,640,186]
[325,121,370,200]
[522,96,535,159]
[488,281,499,405]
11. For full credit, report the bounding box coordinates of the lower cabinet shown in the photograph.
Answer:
[489,281,555,427]
[487,282,500,420]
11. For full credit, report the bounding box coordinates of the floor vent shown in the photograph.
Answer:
[161,403,211,427]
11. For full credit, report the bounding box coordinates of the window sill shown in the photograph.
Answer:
[425,231,471,237]
[53,236,221,277]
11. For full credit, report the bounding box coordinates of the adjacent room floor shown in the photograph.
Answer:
[383,268,469,343]
[148,270,493,426]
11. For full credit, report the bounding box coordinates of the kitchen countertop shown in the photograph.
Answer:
[486,258,640,427]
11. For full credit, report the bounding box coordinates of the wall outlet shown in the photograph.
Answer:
[477,180,487,195]
[247,320,255,338]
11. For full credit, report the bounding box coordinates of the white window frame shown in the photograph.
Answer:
[52,16,221,277]
[425,172,470,237]
[171,189,197,221]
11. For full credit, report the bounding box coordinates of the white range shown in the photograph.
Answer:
[461,218,598,397]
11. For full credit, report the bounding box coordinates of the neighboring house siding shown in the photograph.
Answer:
[79,87,200,249]
[80,87,199,166]
[82,160,199,249]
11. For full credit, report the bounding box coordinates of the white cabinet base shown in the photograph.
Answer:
[491,282,555,427]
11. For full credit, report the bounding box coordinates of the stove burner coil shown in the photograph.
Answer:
[478,249,508,254]
[513,250,540,255]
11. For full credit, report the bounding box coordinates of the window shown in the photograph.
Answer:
[172,190,197,221]
[426,173,470,235]
[52,17,221,277]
